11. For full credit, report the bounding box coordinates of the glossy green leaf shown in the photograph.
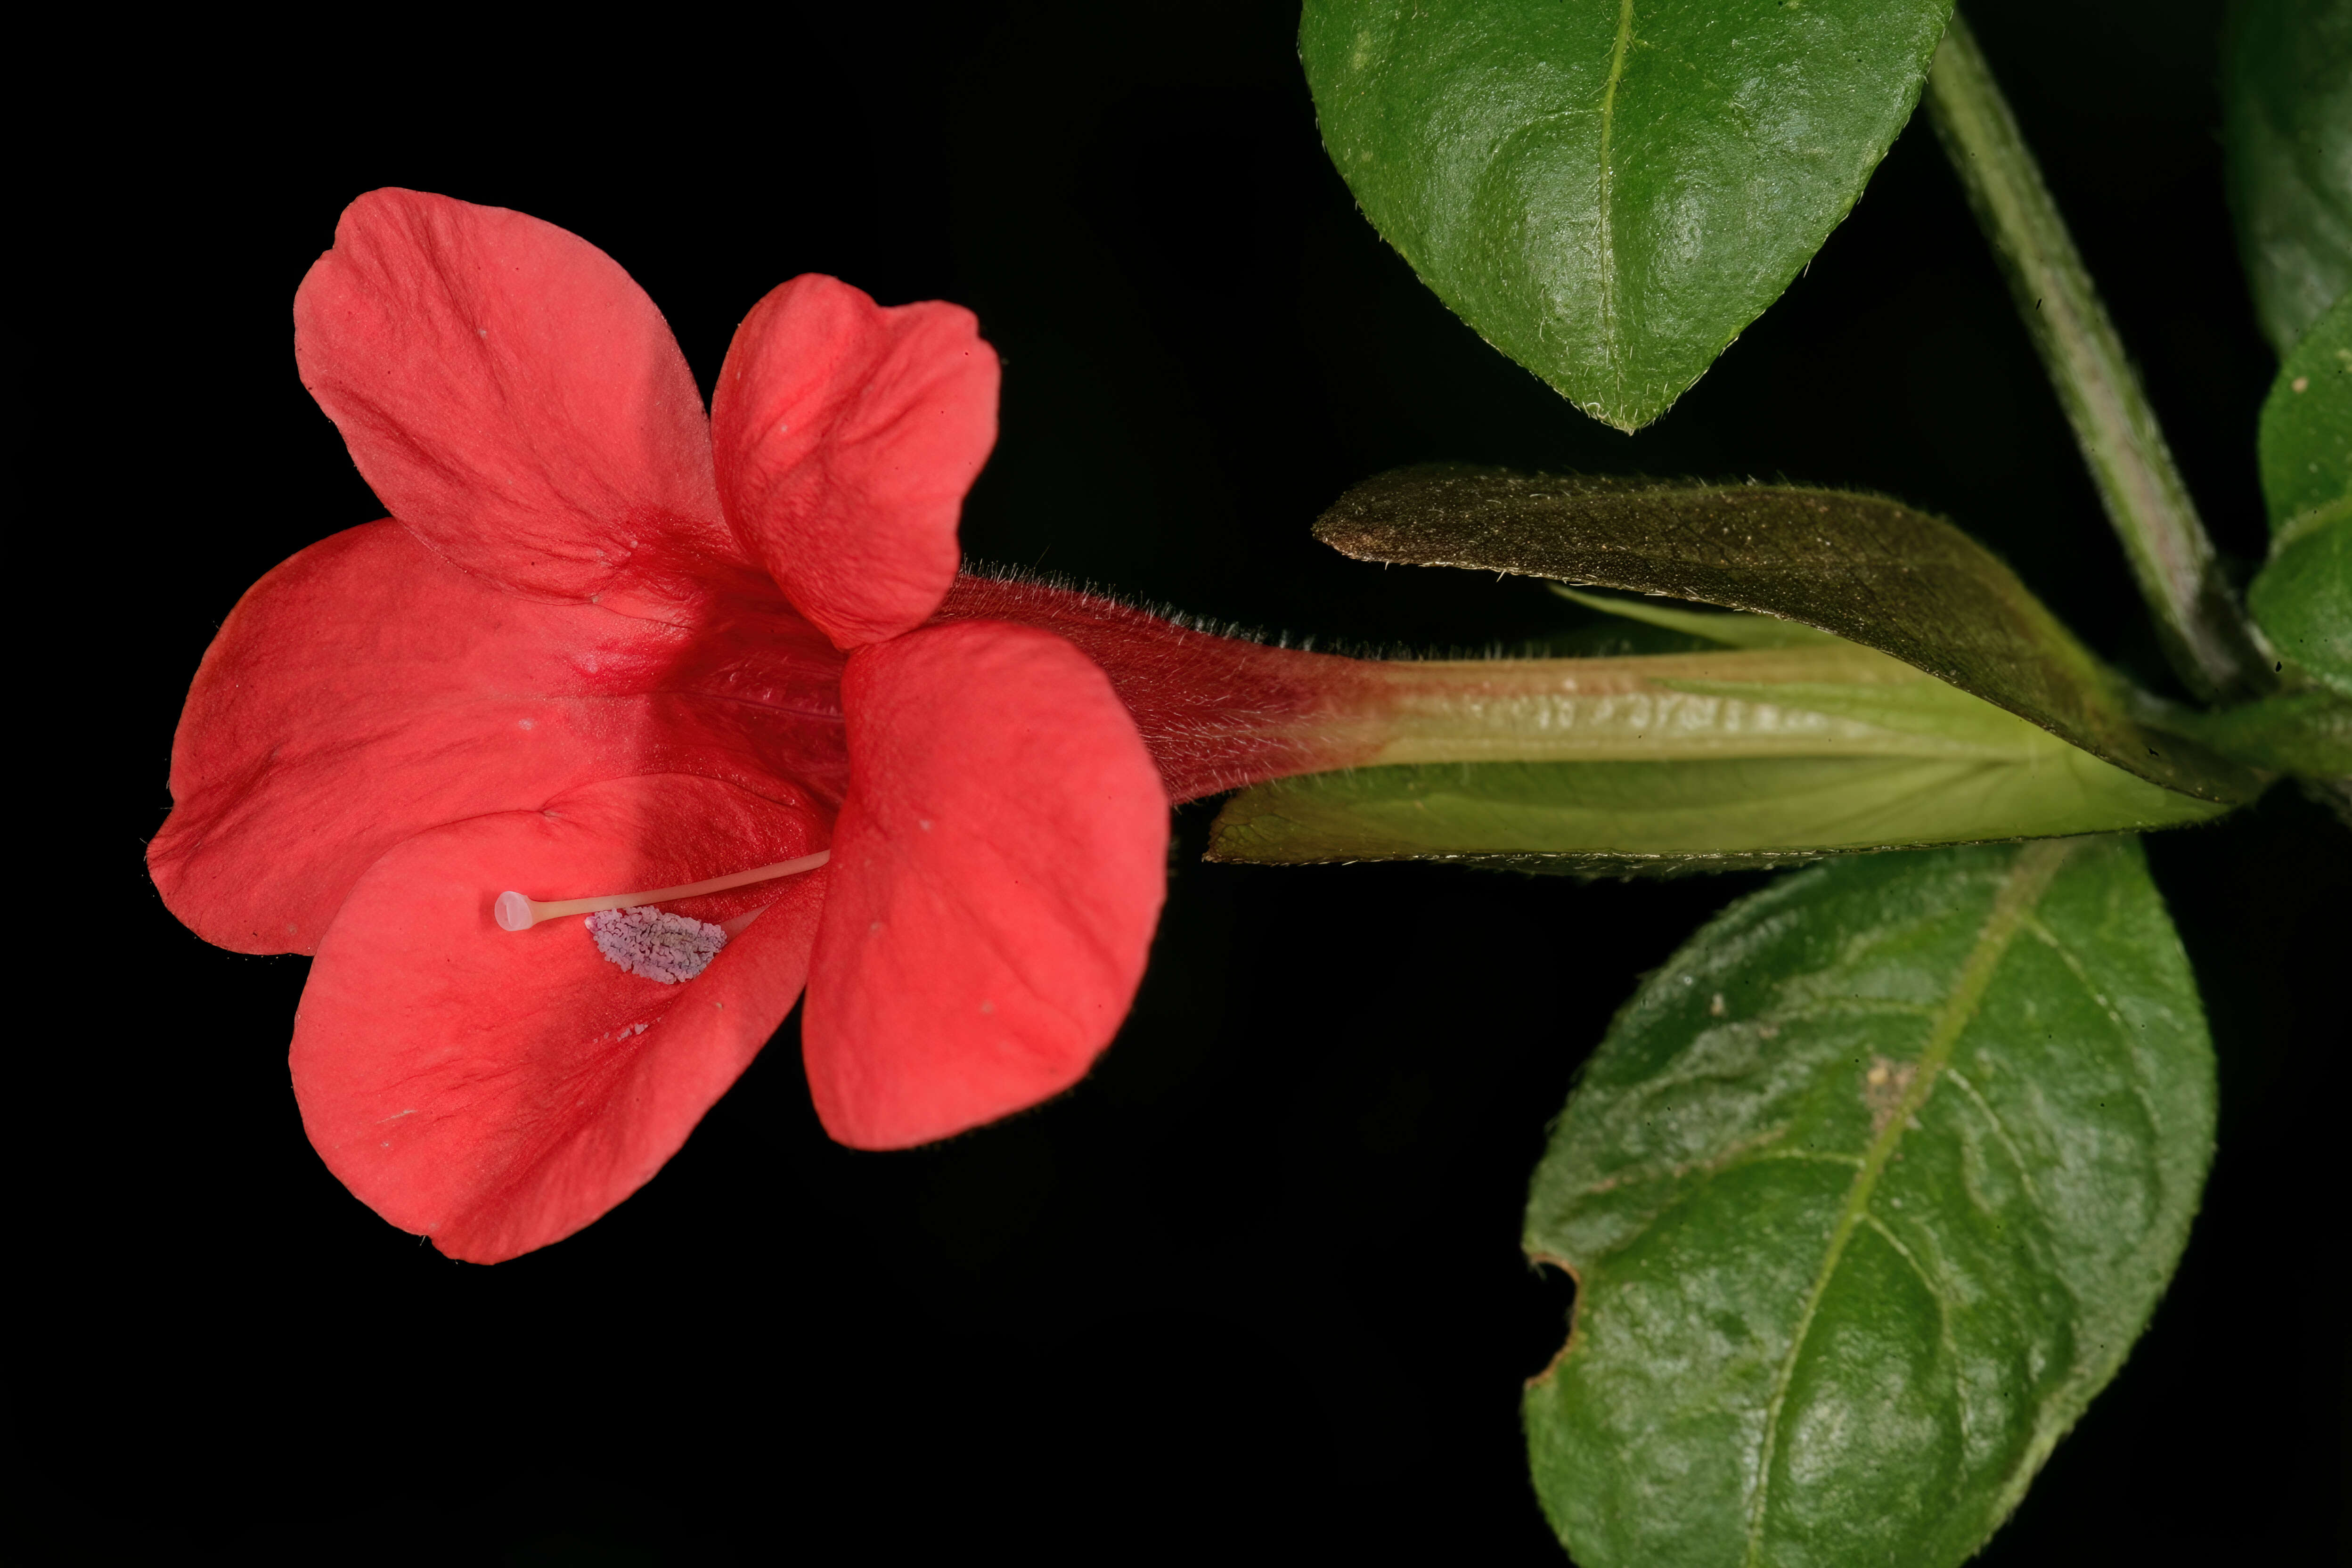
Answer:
[1313,466,2260,802]
[1522,837,2214,1567]
[2250,522,2352,694]
[2257,289,2352,533]
[1299,0,1952,431]
[2223,0,2352,357]
[2249,292,2352,694]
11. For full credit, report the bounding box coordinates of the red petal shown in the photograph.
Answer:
[292,774,827,1264]
[710,275,998,648]
[803,621,1168,1149]
[294,188,753,604]
[150,522,845,955]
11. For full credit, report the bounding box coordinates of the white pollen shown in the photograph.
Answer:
[587,906,727,984]
[517,718,535,730]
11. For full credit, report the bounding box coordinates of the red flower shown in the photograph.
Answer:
[150,191,1176,1263]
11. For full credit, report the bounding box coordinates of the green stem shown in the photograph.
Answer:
[1924,13,2270,702]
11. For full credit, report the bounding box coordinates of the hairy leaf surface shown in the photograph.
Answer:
[1315,466,2258,802]
[1522,838,2214,1567]
[1299,0,1952,431]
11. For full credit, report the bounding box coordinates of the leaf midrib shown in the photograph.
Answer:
[2270,490,2349,555]
[1740,837,2077,1566]
[1595,0,1637,412]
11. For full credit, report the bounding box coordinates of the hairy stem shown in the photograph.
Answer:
[1924,13,2270,702]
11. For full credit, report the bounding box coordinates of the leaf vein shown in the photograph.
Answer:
[1862,1211,1980,1511]
[1741,839,2076,1566]
[1595,0,1637,406]
[2027,914,2176,1143]
[2025,916,2137,1048]
[1943,1066,2045,1210]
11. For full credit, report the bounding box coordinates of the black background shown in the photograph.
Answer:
[37,1,2343,1562]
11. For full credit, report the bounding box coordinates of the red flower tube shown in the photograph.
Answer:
[151,190,1413,1264]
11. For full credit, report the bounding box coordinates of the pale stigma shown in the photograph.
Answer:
[586,906,727,984]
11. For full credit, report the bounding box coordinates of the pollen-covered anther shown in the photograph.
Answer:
[586,907,726,984]
[493,850,831,933]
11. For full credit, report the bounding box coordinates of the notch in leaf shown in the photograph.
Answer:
[1522,837,2215,1567]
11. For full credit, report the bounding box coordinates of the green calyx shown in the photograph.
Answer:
[1208,469,2265,872]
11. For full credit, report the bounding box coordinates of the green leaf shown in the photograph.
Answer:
[1521,838,2215,1567]
[1298,0,1952,431]
[2257,288,2352,535]
[2249,292,2352,694]
[2250,519,2352,694]
[1313,466,2260,802]
[2223,0,2352,358]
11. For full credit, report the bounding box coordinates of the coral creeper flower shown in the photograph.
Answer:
[149,191,1172,1263]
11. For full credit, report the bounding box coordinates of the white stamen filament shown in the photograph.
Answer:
[495,850,831,932]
